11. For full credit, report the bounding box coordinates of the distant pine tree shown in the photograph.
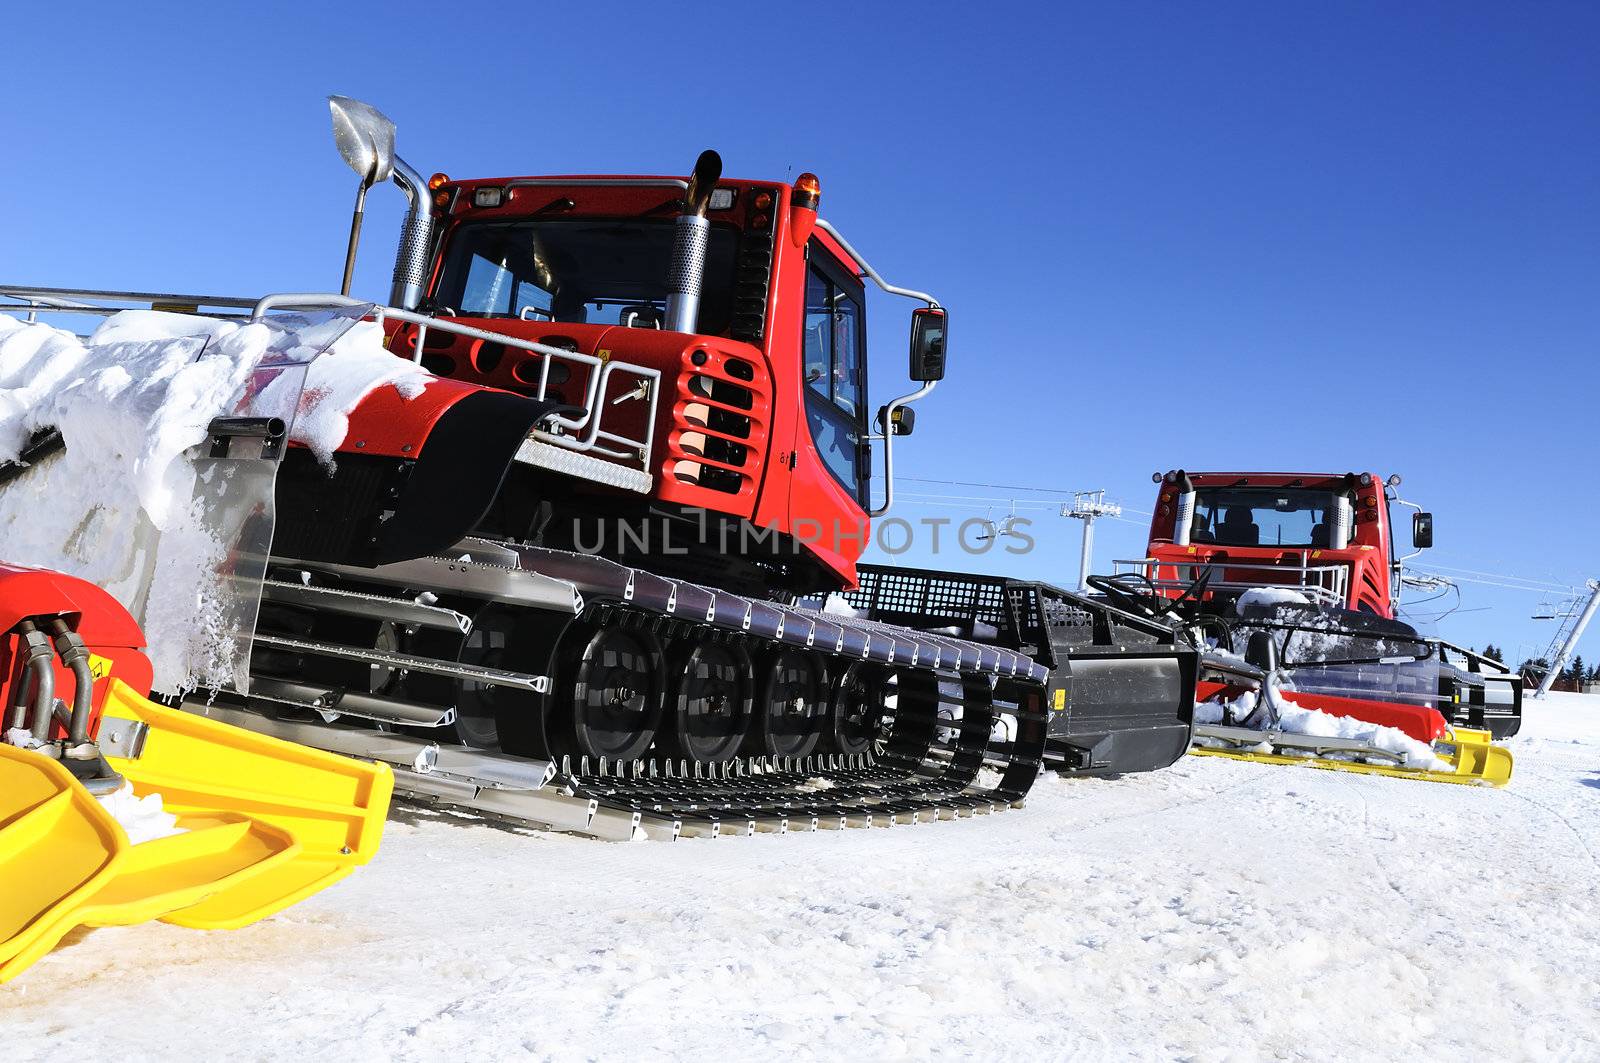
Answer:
[1569,654,1586,683]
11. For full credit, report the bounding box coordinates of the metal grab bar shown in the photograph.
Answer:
[812,221,941,519]
[3,286,661,481]
[1115,557,1351,608]
[251,294,660,469]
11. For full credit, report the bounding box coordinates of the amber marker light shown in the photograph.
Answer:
[789,173,820,247]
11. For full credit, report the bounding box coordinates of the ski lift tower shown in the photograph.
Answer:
[1533,579,1600,699]
[1063,490,1121,591]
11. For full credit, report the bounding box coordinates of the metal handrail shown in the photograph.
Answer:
[812,220,941,518]
[1115,557,1351,607]
[3,286,660,477]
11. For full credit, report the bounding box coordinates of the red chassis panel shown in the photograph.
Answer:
[0,563,153,739]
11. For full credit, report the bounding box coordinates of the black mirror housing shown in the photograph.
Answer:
[1412,511,1434,549]
[909,307,947,381]
[876,404,916,437]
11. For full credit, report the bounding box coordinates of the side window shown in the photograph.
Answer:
[804,269,831,399]
[800,254,869,502]
[803,264,865,414]
[833,289,862,416]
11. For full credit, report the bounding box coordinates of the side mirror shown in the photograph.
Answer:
[1412,511,1434,549]
[876,404,916,437]
[909,307,947,381]
[328,95,397,185]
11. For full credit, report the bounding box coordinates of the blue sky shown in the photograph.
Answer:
[9,1,1597,663]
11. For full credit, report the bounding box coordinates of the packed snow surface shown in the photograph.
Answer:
[0,311,429,691]
[7,694,1598,1061]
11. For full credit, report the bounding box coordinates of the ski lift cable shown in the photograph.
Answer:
[1417,563,1577,592]
[900,477,1149,516]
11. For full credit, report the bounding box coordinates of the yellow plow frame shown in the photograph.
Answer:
[1190,724,1512,787]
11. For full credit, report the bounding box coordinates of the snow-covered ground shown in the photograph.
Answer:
[8,694,1597,1061]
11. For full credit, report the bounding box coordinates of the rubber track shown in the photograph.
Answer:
[249,546,1053,839]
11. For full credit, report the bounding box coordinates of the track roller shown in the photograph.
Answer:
[830,662,887,756]
[755,649,827,758]
[662,638,752,764]
[570,626,664,762]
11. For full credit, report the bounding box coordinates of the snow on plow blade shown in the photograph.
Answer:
[0,681,391,983]
[1189,681,1513,787]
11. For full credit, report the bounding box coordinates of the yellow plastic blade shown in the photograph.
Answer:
[0,745,127,983]
[0,681,392,984]
[1190,724,1513,787]
[77,814,301,927]
[99,680,393,929]
[1436,726,1514,786]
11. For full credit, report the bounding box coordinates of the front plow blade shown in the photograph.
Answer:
[1439,726,1513,787]
[100,679,393,928]
[0,745,124,982]
[1191,723,1513,787]
[0,681,391,983]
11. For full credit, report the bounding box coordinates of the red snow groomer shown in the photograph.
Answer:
[1089,470,1519,786]
[1,96,1199,841]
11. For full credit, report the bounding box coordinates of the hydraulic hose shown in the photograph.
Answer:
[8,621,55,735]
[47,618,95,748]
[8,621,36,729]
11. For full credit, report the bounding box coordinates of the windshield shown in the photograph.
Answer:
[433,218,739,332]
[1189,487,1339,547]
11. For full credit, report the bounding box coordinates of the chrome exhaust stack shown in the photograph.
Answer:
[387,158,433,311]
[1330,473,1359,550]
[327,96,433,311]
[1331,494,1354,550]
[663,150,723,334]
[1168,470,1197,546]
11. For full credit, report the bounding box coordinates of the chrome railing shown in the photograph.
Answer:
[1113,556,1350,607]
[1,286,660,484]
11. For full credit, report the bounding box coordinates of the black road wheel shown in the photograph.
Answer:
[831,662,887,756]
[757,650,827,758]
[665,640,752,764]
[451,605,561,755]
[456,607,516,749]
[571,627,662,762]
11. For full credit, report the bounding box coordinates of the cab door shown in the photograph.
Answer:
[798,253,870,505]
[780,243,872,582]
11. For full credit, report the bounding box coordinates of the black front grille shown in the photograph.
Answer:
[729,212,775,344]
[271,450,398,564]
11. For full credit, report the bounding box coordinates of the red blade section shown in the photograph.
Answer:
[1197,679,1447,744]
